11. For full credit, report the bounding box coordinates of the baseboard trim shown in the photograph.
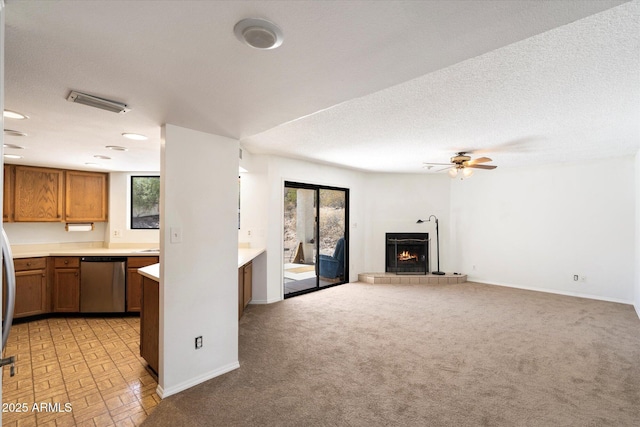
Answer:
[250,297,282,304]
[635,303,640,320]
[472,280,634,306]
[156,361,240,399]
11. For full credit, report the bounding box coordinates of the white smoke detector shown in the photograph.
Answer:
[234,18,283,50]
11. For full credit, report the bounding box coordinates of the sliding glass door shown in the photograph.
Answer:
[283,182,348,297]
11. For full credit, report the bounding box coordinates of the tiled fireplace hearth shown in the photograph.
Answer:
[358,272,467,284]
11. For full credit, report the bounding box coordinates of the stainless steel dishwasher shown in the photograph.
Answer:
[80,257,127,312]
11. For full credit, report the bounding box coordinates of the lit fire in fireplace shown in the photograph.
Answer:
[397,250,418,262]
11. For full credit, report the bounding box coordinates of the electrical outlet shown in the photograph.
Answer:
[580,276,587,283]
[195,336,203,349]
[573,275,579,281]
[113,229,122,238]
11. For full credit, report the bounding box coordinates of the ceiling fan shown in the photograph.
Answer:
[423,152,497,178]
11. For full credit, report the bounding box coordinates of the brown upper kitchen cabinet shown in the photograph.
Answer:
[65,170,108,222]
[13,166,64,222]
[3,165,13,222]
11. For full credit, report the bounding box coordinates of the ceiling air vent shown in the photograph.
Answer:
[67,91,130,114]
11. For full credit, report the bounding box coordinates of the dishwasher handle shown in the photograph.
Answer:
[81,256,128,263]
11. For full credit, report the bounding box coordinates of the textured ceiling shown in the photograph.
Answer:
[3,0,638,173]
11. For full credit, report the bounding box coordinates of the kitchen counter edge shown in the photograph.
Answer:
[11,248,160,259]
[137,248,266,282]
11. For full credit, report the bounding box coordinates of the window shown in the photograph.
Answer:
[131,176,160,229]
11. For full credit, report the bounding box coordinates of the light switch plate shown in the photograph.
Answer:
[170,227,182,243]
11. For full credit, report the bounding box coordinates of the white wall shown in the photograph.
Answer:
[635,150,640,317]
[159,124,239,397]
[362,173,451,273]
[450,157,636,303]
[105,172,160,248]
[238,148,267,248]
[4,221,106,245]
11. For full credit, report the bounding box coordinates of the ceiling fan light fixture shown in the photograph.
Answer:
[463,168,474,177]
[448,168,458,178]
[234,18,283,50]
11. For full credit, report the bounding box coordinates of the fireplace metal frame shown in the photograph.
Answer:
[385,233,429,275]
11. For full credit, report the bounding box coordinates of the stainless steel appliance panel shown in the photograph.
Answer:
[80,257,126,312]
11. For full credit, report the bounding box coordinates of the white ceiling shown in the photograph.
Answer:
[3,0,639,173]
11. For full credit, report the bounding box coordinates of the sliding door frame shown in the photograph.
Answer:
[283,181,349,298]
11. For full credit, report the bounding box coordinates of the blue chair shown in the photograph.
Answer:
[319,238,345,279]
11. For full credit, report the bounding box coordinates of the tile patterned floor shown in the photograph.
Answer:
[2,316,159,426]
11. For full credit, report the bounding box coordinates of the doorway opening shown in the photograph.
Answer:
[283,182,349,298]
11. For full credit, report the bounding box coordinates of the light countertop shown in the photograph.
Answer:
[138,263,160,281]
[238,247,265,267]
[138,247,266,282]
[11,247,160,259]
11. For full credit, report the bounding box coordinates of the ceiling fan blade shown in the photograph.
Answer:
[467,164,497,170]
[422,162,453,166]
[467,157,492,165]
[435,165,454,172]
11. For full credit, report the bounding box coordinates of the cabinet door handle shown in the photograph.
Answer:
[74,272,78,277]
[64,260,68,264]
[26,262,31,267]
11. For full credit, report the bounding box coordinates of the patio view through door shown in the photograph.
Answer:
[283,182,349,298]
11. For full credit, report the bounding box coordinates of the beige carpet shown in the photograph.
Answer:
[142,281,640,426]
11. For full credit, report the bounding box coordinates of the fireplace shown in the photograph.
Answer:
[385,233,429,275]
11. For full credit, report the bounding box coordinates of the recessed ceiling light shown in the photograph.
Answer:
[234,18,283,50]
[4,129,27,137]
[122,132,148,141]
[3,110,29,120]
[3,144,25,150]
[94,155,111,160]
[4,154,23,159]
[106,145,128,151]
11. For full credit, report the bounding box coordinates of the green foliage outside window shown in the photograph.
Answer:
[131,176,160,229]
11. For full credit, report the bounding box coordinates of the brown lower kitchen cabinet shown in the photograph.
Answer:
[126,257,159,312]
[52,257,80,312]
[11,257,48,318]
[238,261,252,319]
[140,275,159,374]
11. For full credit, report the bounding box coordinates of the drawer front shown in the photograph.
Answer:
[14,257,47,271]
[127,256,159,268]
[54,257,80,268]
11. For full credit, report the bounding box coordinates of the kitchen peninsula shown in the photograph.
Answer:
[136,246,265,374]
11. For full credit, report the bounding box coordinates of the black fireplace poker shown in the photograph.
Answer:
[416,215,445,275]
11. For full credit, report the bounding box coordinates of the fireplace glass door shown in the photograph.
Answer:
[283,182,348,298]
